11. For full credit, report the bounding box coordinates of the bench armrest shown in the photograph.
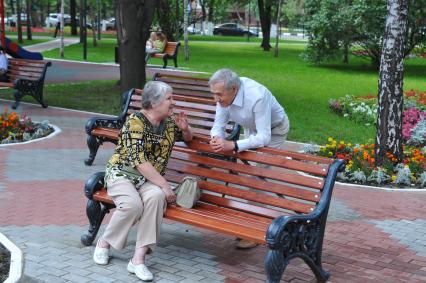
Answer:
[84,172,106,200]
[85,116,124,134]
[225,124,241,141]
[266,160,345,250]
[85,89,134,134]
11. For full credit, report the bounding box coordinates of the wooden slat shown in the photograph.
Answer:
[93,188,270,243]
[199,194,284,219]
[181,141,330,177]
[171,149,325,189]
[166,160,317,213]
[256,147,334,165]
[164,206,268,243]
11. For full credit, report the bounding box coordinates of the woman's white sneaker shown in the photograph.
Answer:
[93,240,109,265]
[127,260,154,281]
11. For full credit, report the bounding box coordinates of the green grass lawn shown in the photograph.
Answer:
[16,39,426,145]
[0,80,123,115]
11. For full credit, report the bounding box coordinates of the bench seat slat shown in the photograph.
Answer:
[92,188,270,243]
[164,205,269,243]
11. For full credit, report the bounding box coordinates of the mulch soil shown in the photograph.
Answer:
[0,243,10,282]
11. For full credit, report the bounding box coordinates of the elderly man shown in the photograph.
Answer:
[209,68,290,248]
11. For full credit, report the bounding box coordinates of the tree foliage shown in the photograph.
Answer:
[303,0,426,67]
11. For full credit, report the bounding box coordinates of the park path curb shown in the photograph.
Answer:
[0,233,24,283]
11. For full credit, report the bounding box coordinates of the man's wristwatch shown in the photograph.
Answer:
[233,141,239,152]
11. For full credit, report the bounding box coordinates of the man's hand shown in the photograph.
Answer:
[161,185,177,204]
[209,136,235,152]
[175,112,189,131]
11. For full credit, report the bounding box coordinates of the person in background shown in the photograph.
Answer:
[0,49,8,82]
[208,68,290,249]
[146,31,157,50]
[93,81,193,282]
[145,32,167,62]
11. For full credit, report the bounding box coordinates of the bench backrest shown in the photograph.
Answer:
[165,140,341,219]
[7,58,51,82]
[125,88,236,139]
[163,42,180,56]
[153,73,211,99]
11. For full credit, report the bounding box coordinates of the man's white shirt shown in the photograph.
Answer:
[210,77,289,152]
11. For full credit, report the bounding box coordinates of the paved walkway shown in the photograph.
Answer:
[1,101,426,283]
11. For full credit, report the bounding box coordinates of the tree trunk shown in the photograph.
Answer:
[116,0,157,91]
[375,0,408,165]
[17,0,23,44]
[183,0,189,60]
[207,0,214,22]
[70,0,78,35]
[274,0,282,57]
[80,0,84,43]
[175,0,180,40]
[342,41,349,63]
[158,0,175,41]
[26,0,32,40]
[90,5,97,47]
[258,0,272,51]
[9,0,14,14]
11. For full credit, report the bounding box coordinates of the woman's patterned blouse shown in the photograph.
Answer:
[105,112,184,188]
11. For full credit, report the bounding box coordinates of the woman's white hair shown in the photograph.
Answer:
[208,68,241,90]
[141,81,173,109]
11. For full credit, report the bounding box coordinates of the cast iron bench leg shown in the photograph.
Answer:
[12,89,22,109]
[81,199,109,246]
[85,135,101,166]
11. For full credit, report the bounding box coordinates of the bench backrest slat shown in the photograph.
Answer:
[171,149,324,189]
[166,159,317,214]
[180,141,329,177]
[163,42,180,56]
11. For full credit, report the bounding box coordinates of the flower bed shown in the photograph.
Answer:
[329,89,426,147]
[304,138,426,188]
[0,108,54,144]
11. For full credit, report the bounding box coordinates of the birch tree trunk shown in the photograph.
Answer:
[116,0,157,91]
[274,0,282,57]
[375,0,408,165]
[183,0,189,61]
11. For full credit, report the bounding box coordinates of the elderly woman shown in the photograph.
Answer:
[93,81,193,281]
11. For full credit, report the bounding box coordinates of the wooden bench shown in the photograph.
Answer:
[149,42,180,68]
[81,138,345,282]
[0,58,52,109]
[84,74,239,166]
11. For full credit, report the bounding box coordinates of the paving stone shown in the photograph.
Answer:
[156,271,185,281]
[2,103,426,283]
[372,219,426,257]
[61,273,92,283]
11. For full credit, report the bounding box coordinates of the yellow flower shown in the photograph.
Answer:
[348,143,352,147]
[340,141,345,145]
[391,175,397,181]
[328,137,333,142]
[328,151,333,156]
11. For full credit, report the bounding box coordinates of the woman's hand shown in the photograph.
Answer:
[162,185,177,204]
[175,112,189,131]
